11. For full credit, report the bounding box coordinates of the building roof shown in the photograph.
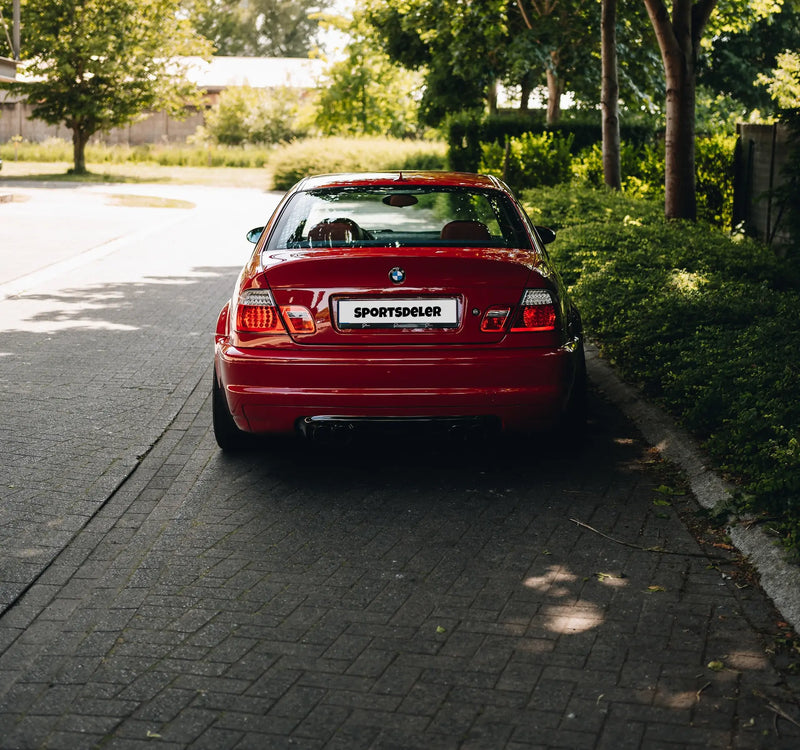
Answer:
[183,56,326,91]
[0,56,327,103]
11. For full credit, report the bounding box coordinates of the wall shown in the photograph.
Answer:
[0,98,206,145]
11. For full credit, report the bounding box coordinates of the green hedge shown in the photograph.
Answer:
[480,131,574,189]
[267,137,447,190]
[450,112,734,229]
[523,185,800,555]
[446,110,656,173]
[570,134,736,227]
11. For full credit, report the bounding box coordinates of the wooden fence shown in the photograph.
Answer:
[733,123,793,250]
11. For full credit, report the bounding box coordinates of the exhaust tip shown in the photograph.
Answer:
[299,417,355,445]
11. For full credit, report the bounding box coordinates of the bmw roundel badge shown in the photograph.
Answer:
[389,266,406,284]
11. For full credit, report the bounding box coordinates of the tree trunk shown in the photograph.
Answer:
[71,127,90,175]
[663,56,697,219]
[546,65,562,125]
[520,71,533,111]
[488,80,498,115]
[601,0,621,190]
[643,0,717,220]
[515,2,564,123]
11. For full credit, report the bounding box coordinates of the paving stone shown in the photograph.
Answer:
[1,186,799,748]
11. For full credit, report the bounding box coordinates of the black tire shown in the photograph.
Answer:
[212,371,247,452]
[554,345,588,448]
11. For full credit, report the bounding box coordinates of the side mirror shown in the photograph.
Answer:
[535,226,556,245]
[246,226,264,244]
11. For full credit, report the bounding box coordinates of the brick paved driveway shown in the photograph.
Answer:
[1,185,798,749]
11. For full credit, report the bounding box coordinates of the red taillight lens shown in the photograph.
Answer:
[511,289,557,331]
[236,289,284,333]
[238,305,282,332]
[236,290,316,334]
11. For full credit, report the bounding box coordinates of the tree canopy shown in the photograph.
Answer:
[186,0,333,57]
[363,0,506,126]
[314,10,422,138]
[363,0,660,125]
[699,1,800,112]
[13,0,212,173]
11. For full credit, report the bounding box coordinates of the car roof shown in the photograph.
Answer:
[294,171,506,192]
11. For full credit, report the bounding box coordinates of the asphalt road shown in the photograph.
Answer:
[0,183,799,749]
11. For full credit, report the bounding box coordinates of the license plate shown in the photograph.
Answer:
[337,298,458,328]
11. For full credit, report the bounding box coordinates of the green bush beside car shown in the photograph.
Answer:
[523,185,800,557]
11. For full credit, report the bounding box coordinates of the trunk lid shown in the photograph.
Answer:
[261,247,538,346]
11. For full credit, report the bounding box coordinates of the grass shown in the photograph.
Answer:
[0,137,447,189]
[0,160,274,188]
[107,193,196,209]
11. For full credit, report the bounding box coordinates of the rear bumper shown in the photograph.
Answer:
[215,342,581,435]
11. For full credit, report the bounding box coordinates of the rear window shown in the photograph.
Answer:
[266,186,532,251]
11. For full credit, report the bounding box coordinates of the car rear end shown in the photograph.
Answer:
[214,172,584,443]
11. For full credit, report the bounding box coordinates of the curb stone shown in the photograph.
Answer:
[585,342,800,634]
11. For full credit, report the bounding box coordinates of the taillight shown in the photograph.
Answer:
[236,290,316,334]
[480,307,512,332]
[237,290,282,332]
[511,289,557,331]
[281,306,315,333]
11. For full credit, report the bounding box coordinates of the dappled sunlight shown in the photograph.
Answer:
[2,289,136,332]
[594,571,628,588]
[9,317,139,333]
[0,271,230,335]
[1,289,141,334]
[14,547,50,559]
[542,601,606,634]
[523,564,580,597]
[656,690,698,710]
[669,268,708,294]
[522,564,621,634]
[723,648,771,672]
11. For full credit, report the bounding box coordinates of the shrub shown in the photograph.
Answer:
[521,185,800,555]
[695,133,737,228]
[570,135,736,228]
[0,137,72,162]
[445,109,657,173]
[204,85,304,146]
[572,141,665,198]
[479,131,574,192]
[267,137,447,190]
[445,109,486,172]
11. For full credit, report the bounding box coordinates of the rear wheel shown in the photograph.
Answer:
[212,371,247,452]
[554,346,587,448]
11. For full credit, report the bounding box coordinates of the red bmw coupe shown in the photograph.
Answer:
[213,171,586,450]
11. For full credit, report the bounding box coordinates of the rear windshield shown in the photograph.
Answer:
[266,186,532,251]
